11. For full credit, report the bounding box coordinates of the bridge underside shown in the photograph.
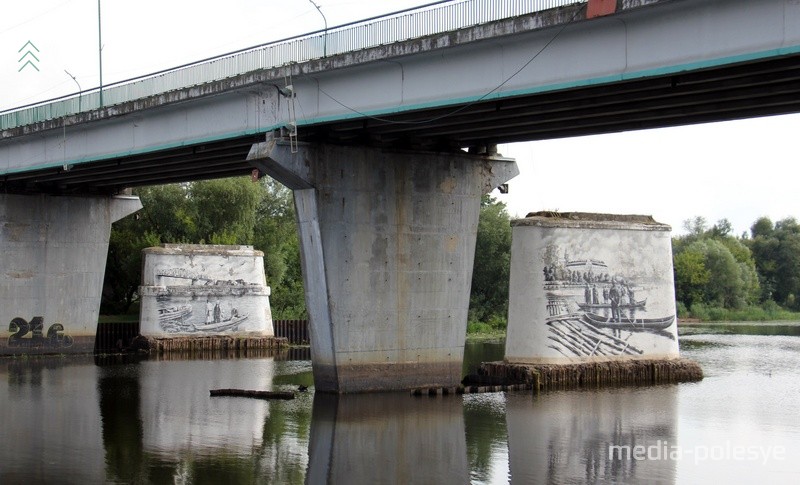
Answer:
[3,52,800,195]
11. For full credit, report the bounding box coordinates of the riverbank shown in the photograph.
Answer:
[678,303,800,322]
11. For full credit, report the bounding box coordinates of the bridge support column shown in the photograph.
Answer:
[249,140,518,392]
[0,194,142,354]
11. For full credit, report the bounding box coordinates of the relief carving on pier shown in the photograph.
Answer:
[155,269,249,334]
[541,247,675,359]
[139,245,273,337]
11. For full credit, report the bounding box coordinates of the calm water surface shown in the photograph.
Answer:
[1,324,799,484]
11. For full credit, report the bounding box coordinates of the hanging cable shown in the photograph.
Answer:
[303,3,587,126]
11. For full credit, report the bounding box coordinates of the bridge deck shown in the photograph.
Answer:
[2,0,800,194]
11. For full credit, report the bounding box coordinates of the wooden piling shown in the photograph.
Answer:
[478,358,703,392]
[130,335,288,356]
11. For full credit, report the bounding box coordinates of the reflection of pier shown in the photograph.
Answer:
[306,394,469,483]
[505,388,678,484]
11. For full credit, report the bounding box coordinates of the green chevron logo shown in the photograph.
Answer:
[18,41,40,72]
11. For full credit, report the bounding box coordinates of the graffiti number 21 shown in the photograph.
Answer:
[7,317,73,348]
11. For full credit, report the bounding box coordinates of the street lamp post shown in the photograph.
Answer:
[98,0,103,107]
[308,0,328,58]
[64,70,82,112]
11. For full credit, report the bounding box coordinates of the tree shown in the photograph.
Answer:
[468,195,512,327]
[749,217,800,309]
[101,176,306,316]
[100,218,160,315]
[190,177,262,244]
[253,179,297,289]
[137,183,193,242]
[672,217,760,310]
[253,179,306,318]
[673,248,709,308]
[698,238,748,308]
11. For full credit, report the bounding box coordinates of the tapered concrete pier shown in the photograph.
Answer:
[250,139,518,392]
[0,194,141,354]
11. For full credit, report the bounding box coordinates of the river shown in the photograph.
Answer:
[1,323,799,484]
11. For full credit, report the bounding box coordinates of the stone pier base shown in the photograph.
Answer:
[479,359,703,391]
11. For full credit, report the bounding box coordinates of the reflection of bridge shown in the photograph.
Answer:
[3,0,800,390]
[0,353,680,483]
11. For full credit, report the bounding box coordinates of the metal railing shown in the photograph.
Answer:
[0,0,585,131]
[272,319,310,345]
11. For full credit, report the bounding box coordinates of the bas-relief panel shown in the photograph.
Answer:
[153,274,260,334]
[515,227,679,361]
[139,246,272,336]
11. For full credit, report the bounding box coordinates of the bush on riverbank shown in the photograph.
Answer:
[678,300,800,322]
[466,320,506,339]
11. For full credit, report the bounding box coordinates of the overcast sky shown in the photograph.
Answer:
[2,0,798,237]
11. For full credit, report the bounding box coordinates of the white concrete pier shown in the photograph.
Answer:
[139,244,274,338]
[505,212,680,364]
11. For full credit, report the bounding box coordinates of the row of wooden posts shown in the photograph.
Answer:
[94,319,310,353]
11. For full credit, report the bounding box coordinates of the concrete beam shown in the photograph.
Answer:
[249,140,518,392]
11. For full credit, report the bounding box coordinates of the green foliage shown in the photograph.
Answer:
[190,178,262,244]
[468,195,512,326]
[675,301,689,318]
[467,321,493,334]
[102,176,306,317]
[746,217,800,310]
[683,301,799,322]
[136,184,193,242]
[673,249,709,308]
[674,214,800,319]
[253,179,299,290]
[673,217,760,311]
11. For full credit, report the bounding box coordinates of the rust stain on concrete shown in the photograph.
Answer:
[445,235,459,253]
[7,271,35,279]
[439,177,457,194]
[3,222,29,241]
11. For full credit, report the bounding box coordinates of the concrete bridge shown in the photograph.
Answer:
[2,0,799,391]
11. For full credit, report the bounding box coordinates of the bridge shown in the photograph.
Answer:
[2,0,799,391]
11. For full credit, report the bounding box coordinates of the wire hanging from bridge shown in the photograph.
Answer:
[304,2,587,126]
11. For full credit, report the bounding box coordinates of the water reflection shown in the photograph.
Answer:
[307,393,469,484]
[99,364,144,483]
[3,324,800,484]
[506,386,678,484]
[91,350,315,483]
[464,393,509,483]
[1,355,105,483]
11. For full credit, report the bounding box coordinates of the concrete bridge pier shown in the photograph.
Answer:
[249,139,518,392]
[0,194,142,354]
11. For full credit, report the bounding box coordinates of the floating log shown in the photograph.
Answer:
[210,388,295,400]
